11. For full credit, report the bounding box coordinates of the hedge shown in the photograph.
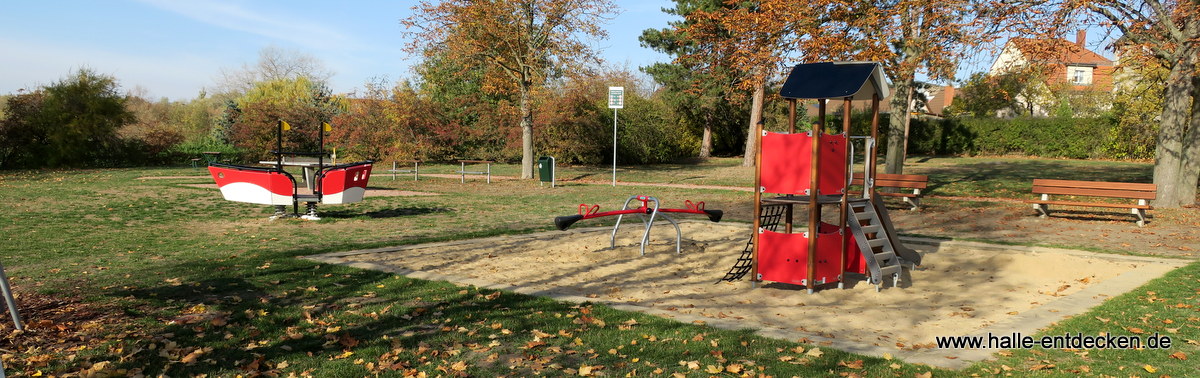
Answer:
[842,114,1146,160]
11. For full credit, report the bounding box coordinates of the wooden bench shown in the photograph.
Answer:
[1025,179,1156,226]
[386,160,420,181]
[850,172,929,210]
[456,160,492,183]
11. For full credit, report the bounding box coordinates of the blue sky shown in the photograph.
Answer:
[0,0,676,101]
[0,1,1114,102]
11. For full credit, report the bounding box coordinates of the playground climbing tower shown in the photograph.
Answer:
[720,62,920,292]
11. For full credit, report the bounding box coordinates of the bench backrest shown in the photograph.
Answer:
[850,172,929,189]
[1031,179,1157,200]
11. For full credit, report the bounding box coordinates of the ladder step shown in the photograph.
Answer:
[867,238,887,248]
[878,265,902,277]
[873,251,896,263]
[854,211,875,221]
[861,224,882,234]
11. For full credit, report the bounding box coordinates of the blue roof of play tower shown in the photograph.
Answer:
[779,61,890,101]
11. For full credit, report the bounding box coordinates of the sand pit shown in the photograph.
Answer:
[306,221,1183,367]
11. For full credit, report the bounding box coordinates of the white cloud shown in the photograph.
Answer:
[133,0,366,51]
[0,37,223,100]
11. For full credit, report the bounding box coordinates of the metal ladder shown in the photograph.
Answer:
[718,204,788,282]
[847,198,906,291]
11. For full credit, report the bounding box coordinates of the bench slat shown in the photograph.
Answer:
[1032,179,1156,192]
[852,172,928,180]
[850,179,927,189]
[851,173,928,188]
[1032,185,1157,200]
[848,190,917,198]
[1026,199,1152,210]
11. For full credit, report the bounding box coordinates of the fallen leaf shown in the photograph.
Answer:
[1143,364,1156,373]
[1169,351,1187,360]
[578,364,600,376]
[806,348,823,358]
[725,363,743,373]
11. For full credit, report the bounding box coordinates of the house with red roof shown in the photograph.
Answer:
[987,30,1116,117]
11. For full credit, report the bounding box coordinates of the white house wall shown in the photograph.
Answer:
[989,43,1028,74]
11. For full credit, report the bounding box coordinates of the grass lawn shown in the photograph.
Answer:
[0,157,1196,376]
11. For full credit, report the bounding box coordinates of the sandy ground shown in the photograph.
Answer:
[327,221,1162,355]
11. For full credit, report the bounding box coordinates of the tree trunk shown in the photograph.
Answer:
[700,111,713,158]
[1181,73,1200,205]
[741,79,765,167]
[519,84,534,179]
[884,77,914,175]
[1152,51,1198,207]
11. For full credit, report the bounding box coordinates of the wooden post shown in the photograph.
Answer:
[750,121,764,287]
[838,97,852,288]
[869,93,881,189]
[808,99,825,293]
[786,98,797,232]
[788,98,797,134]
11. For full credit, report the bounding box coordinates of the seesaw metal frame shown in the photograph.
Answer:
[611,195,681,255]
[554,195,722,255]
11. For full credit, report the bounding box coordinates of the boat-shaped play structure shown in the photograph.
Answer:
[208,120,373,220]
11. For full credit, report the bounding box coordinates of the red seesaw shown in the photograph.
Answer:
[554,195,722,255]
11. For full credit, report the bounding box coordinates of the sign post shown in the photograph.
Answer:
[608,87,624,187]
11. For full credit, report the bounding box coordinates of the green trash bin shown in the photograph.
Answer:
[537,156,555,187]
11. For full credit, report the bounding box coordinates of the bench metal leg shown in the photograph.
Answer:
[1133,199,1147,227]
[1032,204,1051,219]
[904,189,921,210]
[1034,194,1050,218]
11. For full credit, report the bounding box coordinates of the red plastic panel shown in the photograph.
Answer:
[209,166,294,196]
[320,163,373,194]
[760,132,811,195]
[319,163,373,204]
[209,166,295,205]
[817,135,848,195]
[759,132,848,195]
[757,230,810,285]
[818,223,867,275]
[758,224,862,286]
